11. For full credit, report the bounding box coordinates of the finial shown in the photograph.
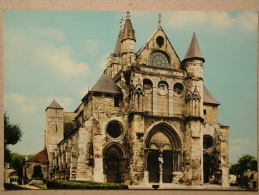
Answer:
[158,13,161,27]
[120,16,124,30]
[126,11,130,19]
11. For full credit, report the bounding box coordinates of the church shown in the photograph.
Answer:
[24,12,229,187]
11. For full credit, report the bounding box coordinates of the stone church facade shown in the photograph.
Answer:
[27,13,230,187]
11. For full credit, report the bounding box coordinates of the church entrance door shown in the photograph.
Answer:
[104,144,124,183]
[162,150,173,183]
[145,123,182,184]
[147,149,159,182]
[107,156,120,183]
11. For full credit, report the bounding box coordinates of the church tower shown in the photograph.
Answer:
[182,33,205,184]
[45,99,64,163]
[120,11,136,69]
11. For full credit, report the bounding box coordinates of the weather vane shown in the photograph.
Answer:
[120,16,124,30]
[126,11,130,19]
[158,13,161,27]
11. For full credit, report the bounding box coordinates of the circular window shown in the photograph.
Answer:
[156,36,164,47]
[106,121,123,139]
[203,135,213,149]
[173,83,184,95]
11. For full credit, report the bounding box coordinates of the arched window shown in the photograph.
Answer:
[203,135,213,149]
[158,81,168,92]
[157,81,169,116]
[143,79,153,92]
[143,79,153,113]
[149,51,170,67]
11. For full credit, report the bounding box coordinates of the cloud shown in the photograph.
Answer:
[5,93,73,114]
[98,52,110,68]
[5,27,90,78]
[29,27,66,42]
[79,88,89,97]
[82,40,102,56]
[164,11,257,32]
[229,138,256,163]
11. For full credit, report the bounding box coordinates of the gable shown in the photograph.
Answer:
[137,26,181,69]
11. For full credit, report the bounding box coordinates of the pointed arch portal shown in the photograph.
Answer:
[103,143,127,183]
[145,123,182,183]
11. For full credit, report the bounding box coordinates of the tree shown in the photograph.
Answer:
[230,155,257,176]
[229,155,257,187]
[237,155,257,173]
[4,112,22,163]
[10,153,26,184]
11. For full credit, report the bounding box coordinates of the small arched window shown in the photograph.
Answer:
[143,79,153,92]
[157,81,169,95]
[203,135,213,149]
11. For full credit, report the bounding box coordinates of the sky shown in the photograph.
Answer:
[3,11,257,164]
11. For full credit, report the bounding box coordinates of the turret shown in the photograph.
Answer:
[183,33,205,118]
[182,32,205,79]
[120,11,136,55]
[45,99,64,159]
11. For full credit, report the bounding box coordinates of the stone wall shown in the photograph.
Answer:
[204,104,218,123]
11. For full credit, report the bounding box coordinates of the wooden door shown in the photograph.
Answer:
[147,149,159,183]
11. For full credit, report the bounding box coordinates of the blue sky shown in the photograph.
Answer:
[3,11,257,164]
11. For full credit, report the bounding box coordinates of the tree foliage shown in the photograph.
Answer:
[229,155,257,176]
[10,153,26,180]
[4,112,22,162]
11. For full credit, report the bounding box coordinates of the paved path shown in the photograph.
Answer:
[18,184,41,190]
[129,183,244,190]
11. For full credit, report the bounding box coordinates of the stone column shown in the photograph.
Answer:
[93,157,104,182]
[129,114,144,185]
[184,120,203,185]
[220,126,229,187]
[152,87,158,115]
[168,88,174,117]
[143,149,149,184]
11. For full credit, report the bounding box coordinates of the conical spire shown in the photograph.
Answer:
[46,99,63,110]
[114,17,123,56]
[121,11,136,41]
[183,32,205,63]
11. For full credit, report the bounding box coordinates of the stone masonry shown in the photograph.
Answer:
[27,12,230,187]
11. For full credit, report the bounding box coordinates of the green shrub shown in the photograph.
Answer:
[44,179,128,189]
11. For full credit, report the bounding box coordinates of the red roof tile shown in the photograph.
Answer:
[27,148,48,163]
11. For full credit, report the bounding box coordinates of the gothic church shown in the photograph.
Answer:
[24,12,229,187]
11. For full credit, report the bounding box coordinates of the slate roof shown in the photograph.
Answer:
[183,32,205,62]
[203,85,220,105]
[46,99,63,110]
[114,30,122,56]
[121,16,136,41]
[27,148,48,163]
[90,74,122,95]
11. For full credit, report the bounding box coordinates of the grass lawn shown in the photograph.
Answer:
[44,179,128,189]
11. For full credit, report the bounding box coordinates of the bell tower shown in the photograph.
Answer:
[182,33,205,184]
[45,99,64,162]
